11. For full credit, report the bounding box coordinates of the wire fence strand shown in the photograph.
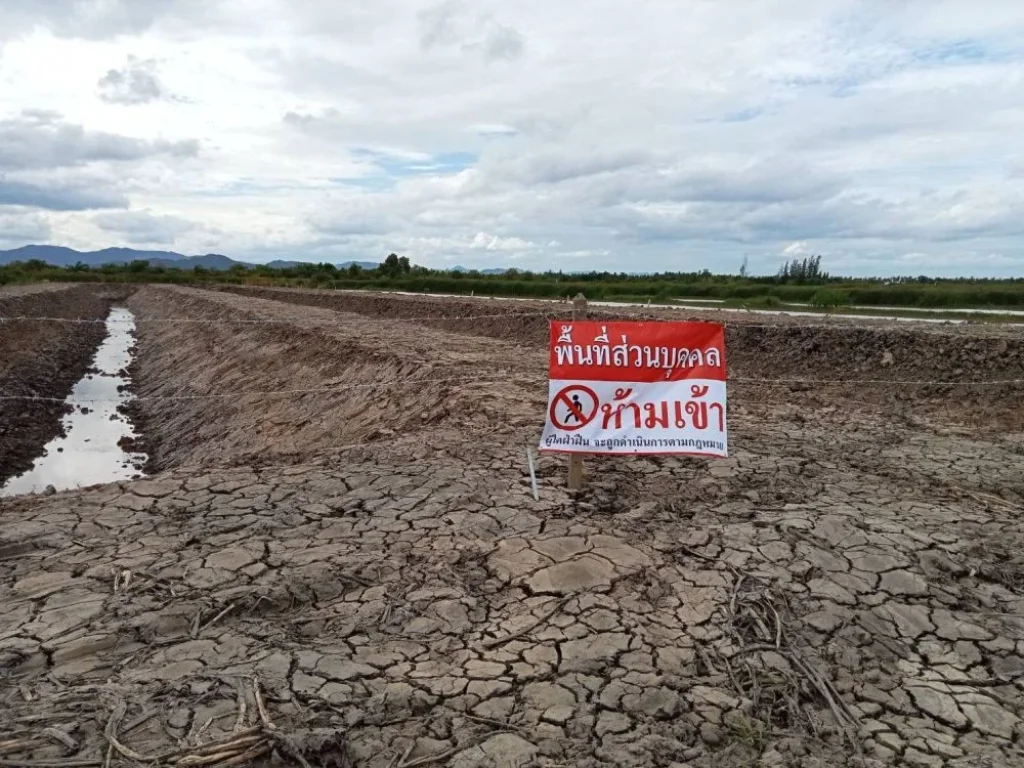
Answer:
[1,373,1022,406]
[0,373,527,405]
[0,312,1014,332]
[0,311,558,326]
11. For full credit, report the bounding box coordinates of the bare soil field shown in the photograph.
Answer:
[2,284,1024,768]
[0,284,124,485]
[215,286,1024,429]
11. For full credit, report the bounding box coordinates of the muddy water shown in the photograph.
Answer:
[0,307,147,497]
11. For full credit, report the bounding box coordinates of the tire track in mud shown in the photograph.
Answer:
[0,284,125,485]
[125,285,549,472]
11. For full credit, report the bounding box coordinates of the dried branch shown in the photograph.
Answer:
[482,595,573,650]
[397,731,510,768]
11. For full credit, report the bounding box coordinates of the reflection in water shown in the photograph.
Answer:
[1,307,147,497]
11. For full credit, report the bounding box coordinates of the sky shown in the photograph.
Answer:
[0,1,1022,277]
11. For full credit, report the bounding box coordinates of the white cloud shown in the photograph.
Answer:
[470,232,536,250]
[0,211,52,246]
[783,241,810,255]
[92,209,202,245]
[97,56,180,105]
[0,0,1022,276]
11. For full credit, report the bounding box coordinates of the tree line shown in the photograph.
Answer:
[2,253,1024,310]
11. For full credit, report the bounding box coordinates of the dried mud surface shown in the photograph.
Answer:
[2,284,1023,768]
[0,284,121,485]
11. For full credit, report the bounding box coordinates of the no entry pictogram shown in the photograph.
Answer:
[549,384,599,431]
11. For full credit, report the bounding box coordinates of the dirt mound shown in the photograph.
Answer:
[0,284,126,485]
[125,286,547,472]
[215,286,1024,426]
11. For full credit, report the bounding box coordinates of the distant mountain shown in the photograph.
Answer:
[0,245,510,274]
[0,245,185,267]
[0,246,380,272]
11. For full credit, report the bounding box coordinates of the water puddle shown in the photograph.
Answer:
[1,307,147,497]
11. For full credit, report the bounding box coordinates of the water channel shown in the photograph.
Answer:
[0,307,147,497]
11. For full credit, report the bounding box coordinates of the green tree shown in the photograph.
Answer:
[380,253,412,278]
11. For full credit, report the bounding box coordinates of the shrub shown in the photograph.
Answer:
[809,289,851,308]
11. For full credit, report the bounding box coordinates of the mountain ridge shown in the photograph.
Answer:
[0,245,381,271]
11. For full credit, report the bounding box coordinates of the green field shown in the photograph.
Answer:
[3,255,1024,315]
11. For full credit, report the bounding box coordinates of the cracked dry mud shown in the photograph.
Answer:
[2,285,1024,768]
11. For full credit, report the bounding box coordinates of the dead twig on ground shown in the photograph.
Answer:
[762,594,784,648]
[677,545,717,564]
[390,742,415,768]
[104,700,148,762]
[39,730,77,752]
[729,573,745,618]
[457,714,527,734]
[396,731,511,768]
[253,676,275,731]
[963,490,1019,512]
[482,595,573,650]
[201,602,239,634]
[232,680,249,734]
[785,651,860,751]
[121,709,156,736]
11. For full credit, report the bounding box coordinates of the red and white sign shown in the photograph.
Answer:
[539,320,728,457]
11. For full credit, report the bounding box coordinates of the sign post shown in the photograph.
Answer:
[567,294,588,489]
[540,319,728,462]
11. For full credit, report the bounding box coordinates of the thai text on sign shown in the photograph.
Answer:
[539,320,728,457]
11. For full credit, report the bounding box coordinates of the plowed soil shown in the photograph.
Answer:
[2,284,1023,768]
[0,284,123,485]
[216,285,1024,428]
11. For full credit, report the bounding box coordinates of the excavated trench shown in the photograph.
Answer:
[124,285,547,472]
[0,284,137,488]
[1,307,147,496]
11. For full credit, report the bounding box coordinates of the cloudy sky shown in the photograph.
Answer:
[0,0,1022,276]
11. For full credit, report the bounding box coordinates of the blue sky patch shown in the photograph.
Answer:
[721,107,764,123]
[912,39,993,64]
[351,148,476,177]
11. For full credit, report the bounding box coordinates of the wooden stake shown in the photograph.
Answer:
[568,293,587,490]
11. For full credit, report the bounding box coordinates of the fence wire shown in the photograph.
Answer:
[0,373,523,405]
[0,312,1008,331]
[0,311,561,326]
[1,373,1022,406]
